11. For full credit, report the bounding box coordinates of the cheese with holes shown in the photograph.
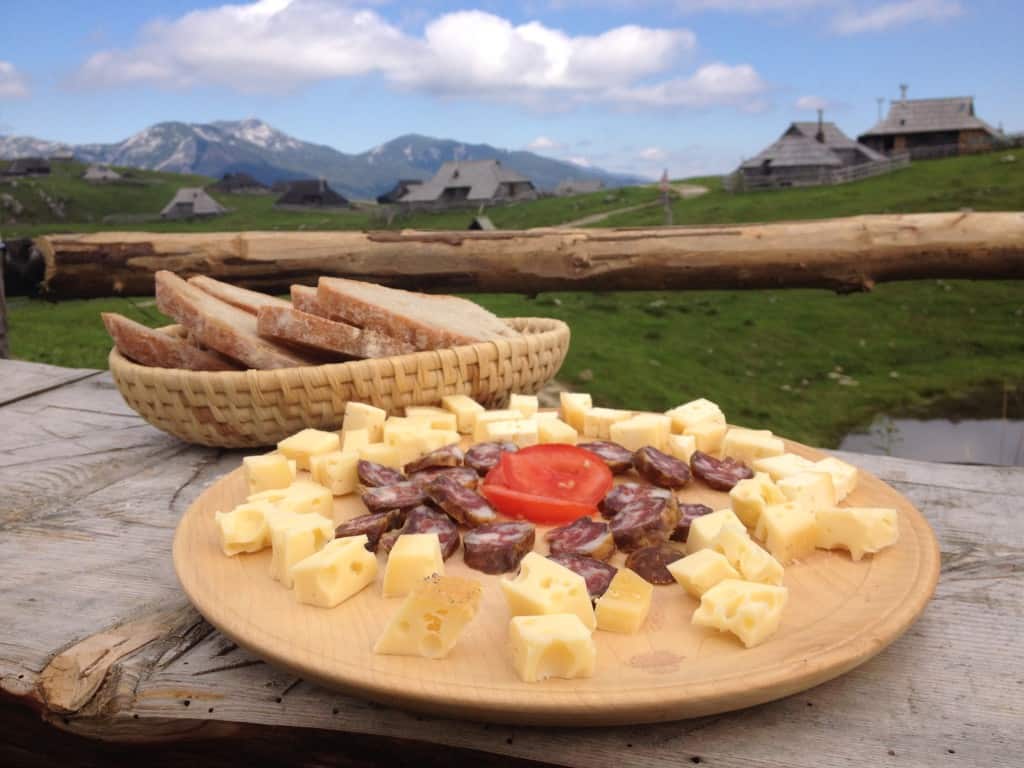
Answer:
[594,568,653,634]
[243,453,294,495]
[686,508,748,554]
[559,392,592,432]
[374,575,482,659]
[268,512,334,588]
[340,428,372,453]
[501,552,596,630]
[666,433,698,463]
[815,506,899,561]
[730,472,787,529]
[404,406,458,432]
[382,533,445,598]
[508,614,596,683]
[665,398,725,434]
[709,525,784,585]
[277,429,341,471]
[609,413,671,452]
[687,420,728,454]
[581,407,633,440]
[358,442,403,469]
[721,428,785,466]
[778,471,836,514]
[472,409,523,442]
[538,417,578,445]
[668,549,740,598]
[752,453,816,481]
[813,457,859,501]
[249,480,334,517]
[753,502,816,565]
[309,450,360,496]
[342,402,387,442]
[692,579,788,648]
[441,394,485,434]
[215,501,276,555]
[509,393,539,418]
[291,535,378,608]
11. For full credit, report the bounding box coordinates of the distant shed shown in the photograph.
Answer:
[2,157,50,177]
[160,188,227,219]
[275,179,349,209]
[376,179,422,204]
[859,95,999,158]
[400,160,537,210]
[209,172,269,195]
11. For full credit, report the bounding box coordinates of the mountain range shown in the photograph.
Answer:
[0,119,644,199]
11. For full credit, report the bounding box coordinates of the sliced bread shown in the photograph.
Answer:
[189,275,291,315]
[290,284,327,317]
[317,277,520,350]
[102,312,240,371]
[257,305,418,359]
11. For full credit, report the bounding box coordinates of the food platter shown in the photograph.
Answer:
[173,435,940,726]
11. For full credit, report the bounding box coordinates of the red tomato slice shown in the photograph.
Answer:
[499,445,613,505]
[480,481,599,525]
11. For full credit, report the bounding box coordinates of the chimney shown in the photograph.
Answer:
[899,83,908,101]
[816,108,825,143]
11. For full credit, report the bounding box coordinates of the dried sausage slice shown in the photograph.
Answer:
[357,460,405,488]
[625,544,685,585]
[465,441,518,476]
[690,450,753,491]
[334,510,404,552]
[380,505,460,560]
[404,444,464,475]
[463,521,535,574]
[609,495,680,552]
[633,446,691,489]
[409,466,480,490]
[545,517,615,560]
[671,503,715,543]
[361,481,427,513]
[577,441,634,474]
[425,475,497,527]
[598,482,673,519]
[547,553,618,599]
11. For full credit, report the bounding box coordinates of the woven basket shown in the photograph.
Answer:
[109,317,570,448]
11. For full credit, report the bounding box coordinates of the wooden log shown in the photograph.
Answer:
[32,211,1024,299]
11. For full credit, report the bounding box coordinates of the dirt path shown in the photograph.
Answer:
[557,184,709,228]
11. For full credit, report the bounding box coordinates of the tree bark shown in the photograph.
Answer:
[32,211,1024,299]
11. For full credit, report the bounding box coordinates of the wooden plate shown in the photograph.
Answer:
[173,437,940,726]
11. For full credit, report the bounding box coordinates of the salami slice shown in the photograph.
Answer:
[425,475,497,527]
[465,441,518,476]
[404,444,464,475]
[609,495,680,552]
[357,460,406,488]
[409,466,479,490]
[690,451,753,491]
[361,481,427,513]
[671,503,715,543]
[334,510,404,552]
[381,505,461,560]
[625,543,685,585]
[632,446,692,489]
[545,516,615,560]
[547,553,618,599]
[577,441,634,474]
[463,521,535,574]
[598,482,673,519]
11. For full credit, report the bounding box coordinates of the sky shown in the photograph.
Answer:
[0,0,1020,178]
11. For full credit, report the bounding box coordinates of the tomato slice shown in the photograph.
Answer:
[480,481,599,525]
[499,445,613,505]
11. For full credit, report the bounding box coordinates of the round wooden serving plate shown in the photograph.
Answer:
[173,437,940,726]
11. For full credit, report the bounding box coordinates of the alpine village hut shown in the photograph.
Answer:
[858,91,1000,159]
[208,172,269,195]
[160,188,227,220]
[82,165,121,182]
[376,179,422,204]
[274,179,349,209]
[2,157,50,177]
[400,160,537,210]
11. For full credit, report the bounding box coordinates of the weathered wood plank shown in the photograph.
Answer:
[0,359,100,407]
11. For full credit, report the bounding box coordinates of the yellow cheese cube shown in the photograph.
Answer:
[538,417,578,445]
[533,411,560,422]
[342,402,388,442]
[277,428,341,471]
[382,417,429,445]
[358,442,403,470]
[249,479,334,517]
[609,413,671,452]
[778,471,836,514]
[594,568,653,634]
[471,409,522,442]
[692,579,788,648]
[214,501,276,556]
[390,433,426,468]
[243,453,295,495]
[291,535,378,608]
[812,457,859,502]
[374,574,482,659]
[668,549,740,598]
[559,392,592,432]
[268,512,334,588]
[752,453,816,481]
[815,506,899,561]
[382,533,445,598]
[509,393,539,418]
[581,407,633,440]
[686,508,748,554]
[421,428,462,453]
[340,428,373,453]
[721,427,785,466]
[501,552,596,630]
[480,418,538,448]
[404,406,459,432]
[755,502,817,565]
[729,472,787,529]
[309,450,360,496]
[441,394,485,434]
[686,420,728,454]
[508,614,596,683]
[665,433,697,463]
[709,525,784,585]
[665,398,725,433]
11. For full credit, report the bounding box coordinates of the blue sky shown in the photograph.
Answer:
[0,0,1020,178]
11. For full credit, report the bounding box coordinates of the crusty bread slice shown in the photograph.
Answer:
[155,271,319,369]
[189,275,290,315]
[317,277,520,350]
[257,305,418,359]
[102,312,240,371]
[290,284,327,317]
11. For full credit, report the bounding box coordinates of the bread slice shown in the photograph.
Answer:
[257,305,418,359]
[102,312,240,371]
[317,277,520,350]
[189,275,291,315]
[155,271,320,369]
[290,284,326,316]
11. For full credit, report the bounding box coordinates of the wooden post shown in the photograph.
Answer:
[0,251,8,359]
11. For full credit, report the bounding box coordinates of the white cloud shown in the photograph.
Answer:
[795,95,828,110]
[638,146,667,161]
[675,0,830,10]
[0,61,29,98]
[527,136,563,151]
[607,63,769,110]
[568,156,592,167]
[831,0,962,34]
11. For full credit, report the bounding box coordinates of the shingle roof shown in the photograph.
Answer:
[275,179,348,207]
[860,97,998,137]
[210,172,266,192]
[741,134,843,169]
[401,160,533,203]
[160,187,226,216]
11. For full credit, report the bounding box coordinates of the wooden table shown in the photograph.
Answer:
[1,359,1021,767]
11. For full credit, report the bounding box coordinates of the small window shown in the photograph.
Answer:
[899,119,906,126]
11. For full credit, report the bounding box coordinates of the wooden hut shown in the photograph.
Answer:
[160,188,227,220]
[2,157,50,177]
[400,160,537,210]
[859,95,999,158]
[208,172,269,195]
[274,179,349,209]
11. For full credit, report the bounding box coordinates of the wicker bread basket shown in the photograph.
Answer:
[109,317,570,448]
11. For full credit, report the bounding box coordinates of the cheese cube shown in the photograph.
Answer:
[215,501,276,556]
[686,508,748,554]
[709,525,784,586]
[668,549,740,598]
[472,409,523,442]
[533,411,561,422]
[778,471,836,515]
[813,457,859,502]
[595,568,653,634]
[249,479,334,517]
[509,393,539,418]
[383,417,429,445]
[291,535,378,608]
[721,428,785,466]
[374,574,482,659]
[581,407,633,440]
[686,420,728,454]
[508,614,596,683]
[538,417,578,445]
[277,429,341,471]
[358,442,403,470]
[243,453,294,495]
[501,552,596,630]
[752,453,816,482]
[404,406,458,432]
[421,428,462,453]
[342,402,387,442]
[559,392,592,432]
[479,418,538,448]
[815,507,899,561]
[268,512,335,588]
[309,450,360,496]
[666,398,725,433]
[340,428,373,453]
[381,533,445,598]
[391,433,426,468]
[665,433,697,463]
[692,579,788,648]
[755,502,817,564]
[441,394,485,434]
[729,472,787,529]
[609,413,671,452]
